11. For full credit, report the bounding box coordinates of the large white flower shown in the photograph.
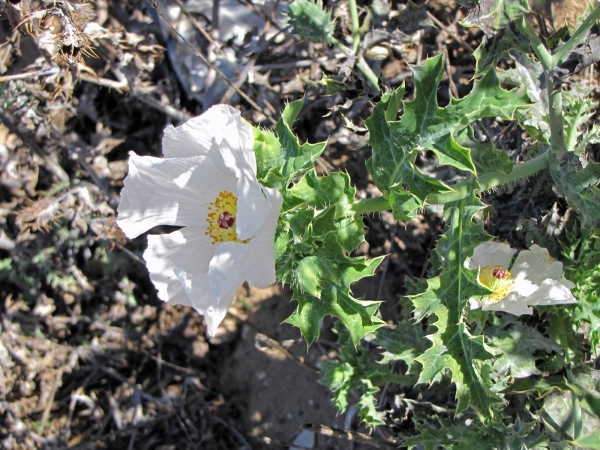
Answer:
[116,105,283,335]
[466,241,577,316]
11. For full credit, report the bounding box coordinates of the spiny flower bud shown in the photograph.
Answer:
[288,0,335,44]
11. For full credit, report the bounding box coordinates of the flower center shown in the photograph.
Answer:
[205,191,250,245]
[478,265,515,303]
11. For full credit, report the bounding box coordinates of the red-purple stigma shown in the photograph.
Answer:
[492,268,506,279]
[218,211,235,229]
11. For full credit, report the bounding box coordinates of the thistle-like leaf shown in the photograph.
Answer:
[548,151,600,229]
[411,193,500,419]
[276,171,383,345]
[288,0,335,44]
[253,99,327,190]
[461,0,531,76]
[366,53,530,222]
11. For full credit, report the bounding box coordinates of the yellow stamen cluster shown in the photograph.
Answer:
[205,191,250,245]
[478,265,515,303]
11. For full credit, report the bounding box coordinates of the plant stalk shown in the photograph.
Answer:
[351,152,550,214]
[330,38,380,91]
[547,80,567,158]
[348,0,361,54]
[552,3,600,67]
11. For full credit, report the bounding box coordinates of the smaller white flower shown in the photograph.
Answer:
[117,105,283,336]
[466,241,577,316]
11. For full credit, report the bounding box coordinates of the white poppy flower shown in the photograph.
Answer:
[466,241,577,316]
[116,105,283,336]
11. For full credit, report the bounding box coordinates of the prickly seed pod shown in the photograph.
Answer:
[288,0,335,44]
[35,1,95,66]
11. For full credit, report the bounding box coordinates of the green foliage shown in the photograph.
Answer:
[485,315,561,379]
[461,0,531,76]
[541,370,600,442]
[287,0,335,44]
[274,167,384,345]
[405,415,547,450]
[411,194,499,419]
[559,229,600,355]
[548,151,600,229]
[319,321,417,429]
[365,53,530,221]
[253,99,327,190]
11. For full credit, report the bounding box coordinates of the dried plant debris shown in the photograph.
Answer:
[2,0,95,66]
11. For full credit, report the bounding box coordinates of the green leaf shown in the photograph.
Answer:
[366,53,529,222]
[461,0,532,76]
[574,430,600,449]
[548,151,600,228]
[541,370,600,442]
[283,170,365,253]
[486,315,561,378]
[411,193,500,419]
[286,248,384,345]
[253,99,327,190]
[405,415,546,450]
[375,316,429,368]
[276,170,383,345]
[288,0,335,43]
[457,128,513,176]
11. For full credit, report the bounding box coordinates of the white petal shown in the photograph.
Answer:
[467,241,515,270]
[235,176,271,240]
[468,297,483,310]
[116,151,236,238]
[241,186,283,287]
[162,105,256,176]
[560,277,576,289]
[511,245,564,288]
[173,267,214,320]
[482,293,533,316]
[523,279,578,306]
[207,242,248,335]
[143,227,215,307]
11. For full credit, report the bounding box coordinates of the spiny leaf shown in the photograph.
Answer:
[366,53,530,222]
[405,416,546,450]
[276,171,382,345]
[253,99,327,190]
[288,0,335,44]
[461,0,531,76]
[286,244,384,345]
[486,315,561,378]
[548,151,600,228]
[411,193,500,419]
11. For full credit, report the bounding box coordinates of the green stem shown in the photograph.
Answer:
[348,0,361,54]
[573,391,583,440]
[352,152,550,214]
[548,79,567,158]
[356,56,381,91]
[331,37,353,57]
[552,3,600,67]
[331,38,380,91]
[351,195,391,215]
[517,15,553,71]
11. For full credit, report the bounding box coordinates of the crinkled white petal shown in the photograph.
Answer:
[522,279,578,306]
[162,105,256,175]
[510,244,564,289]
[241,186,283,287]
[467,241,515,270]
[173,267,214,320]
[482,292,533,316]
[207,242,248,335]
[143,227,215,307]
[117,150,237,239]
